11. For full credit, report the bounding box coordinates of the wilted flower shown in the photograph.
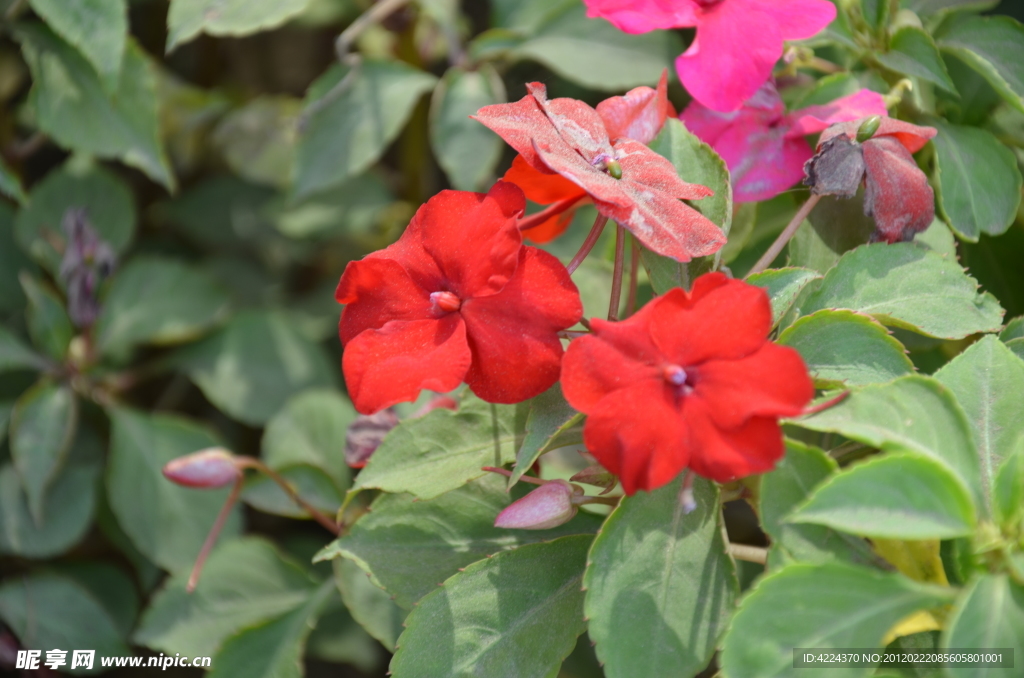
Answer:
[59,208,115,328]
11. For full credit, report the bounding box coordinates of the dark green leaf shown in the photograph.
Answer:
[490,0,576,32]
[94,256,230,357]
[167,0,312,51]
[211,96,300,188]
[720,562,956,678]
[241,463,342,518]
[55,561,139,638]
[319,474,600,608]
[935,335,1024,505]
[10,381,77,524]
[334,557,406,650]
[20,274,74,361]
[938,16,1024,114]
[509,383,582,487]
[790,194,874,274]
[106,407,242,572]
[262,388,356,489]
[26,0,127,91]
[861,0,889,30]
[430,65,505,191]
[294,59,438,198]
[177,310,336,426]
[0,204,34,314]
[800,243,1004,339]
[584,477,736,678]
[305,592,382,671]
[877,26,957,93]
[930,120,1021,241]
[271,172,395,241]
[134,537,318,656]
[906,0,999,15]
[747,267,822,330]
[17,26,174,189]
[390,535,591,678]
[0,157,26,204]
[941,574,1024,678]
[0,326,46,372]
[152,175,276,250]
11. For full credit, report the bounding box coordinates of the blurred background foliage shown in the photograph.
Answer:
[0,0,1023,676]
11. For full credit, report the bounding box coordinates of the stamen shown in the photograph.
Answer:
[430,291,461,314]
[663,364,688,386]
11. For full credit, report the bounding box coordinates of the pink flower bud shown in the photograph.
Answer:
[494,480,583,530]
[163,448,241,488]
[570,464,617,494]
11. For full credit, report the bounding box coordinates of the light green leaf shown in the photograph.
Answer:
[941,574,1024,678]
[0,326,46,372]
[319,474,600,608]
[17,26,174,189]
[935,336,1024,510]
[800,243,1004,340]
[94,256,230,357]
[20,274,74,362]
[938,16,1024,114]
[134,537,318,657]
[794,375,984,512]
[747,268,822,330]
[778,310,914,388]
[0,573,130,667]
[490,0,576,33]
[10,381,77,524]
[512,3,682,91]
[390,535,591,678]
[177,310,336,426]
[106,407,242,572]
[272,171,395,240]
[208,579,334,678]
[430,65,505,191]
[241,463,342,518]
[930,119,1022,241]
[877,26,957,93]
[349,394,520,500]
[27,0,127,91]
[1001,316,1024,342]
[790,452,976,539]
[15,160,136,274]
[212,96,300,188]
[262,388,356,489]
[334,557,406,650]
[509,383,582,487]
[913,217,958,259]
[719,562,956,678]
[760,441,879,567]
[584,477,736,678]
[993,449,1024,530]
[294,59,438,199]
[1007,338,1024,363]
[167,0,312,51]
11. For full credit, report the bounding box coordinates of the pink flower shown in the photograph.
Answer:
[584,0,837,112]
[681,83,888,202]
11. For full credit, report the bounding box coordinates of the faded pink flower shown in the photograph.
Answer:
[584,0,837,112]
[681,83,888,202]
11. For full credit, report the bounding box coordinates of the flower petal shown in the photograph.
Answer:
[863,136,936,243]
[336,258,432,345]
[528,82,615,163]
[473,90,572,172]
[583,0,699,34]
[786,89,888,137]
[684,396,786,482]
[503,154,587,205]
[461,248,582,403]
[342,316,471,414]
[596,70,673,144]
[709,114,813,203]
[692,343,814,430]
[680,81,782,146]
[752,0,836,40]
[819,117,938,154]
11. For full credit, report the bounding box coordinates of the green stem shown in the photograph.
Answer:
[608,225,625,321]
[745,194,821,278]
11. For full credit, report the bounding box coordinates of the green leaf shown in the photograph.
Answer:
[790,451,976,539]
[94,256,230,358]
[490,0,576,32]
[241,463,342,518]
[641,119,731,292]
[993,448,1024,530]
[211,96,300,188]
[941,574,1024,678]
[0,157,26,205]
[177,310,336,426]
[262,388,356,489]
[719,562,956,678]
[1001,316,1024,342]
[938,16,1024,114]
[334,557,406,650]
[935,335,1024,507]
[512,3,682,91]
[778,310,914,388]
[294,59,438,199]
[930,119,1022,241]
[584,477,737,678]
[430,65,505,191]
[0,427,101,558]
[54,561,139,638]
[747,268,822,330]
[0,573,131,663]
[906,0,999,15]
[20,274,74,361]
[877,26,957,93]
[167,0,313,51]
[795,375,984,512]
[349,394,520,500]
[0,204,34,314]
[17,26,174,189]
[106,407,242,572]
[800,243,1004,340]
[0,326,46,372]
[272,172,396,241]
[760,441,879,566]
[152,175,276,250]
[509,383,582,487]
[319,474,600,608]
[305,592,382,671]
[26,0,127,91]
[10,381,77,524]
[1007,338,1024,363]
[913,217,958,259]
[789,194,873,274]
[861,0,889,30]
[134,537,318,657]
[390,535,591,678]
[208,579,334,678]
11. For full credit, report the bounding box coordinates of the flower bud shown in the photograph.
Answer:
[345,409,400,468]
[163,448,241,488]
[494,480,583,530]
[570,464,617,494]
[856,115,882,143]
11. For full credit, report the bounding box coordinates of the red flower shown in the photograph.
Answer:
[474,82,725,262]
[337,182,583,414]
[805,117,937,243]
[561,273,813,493]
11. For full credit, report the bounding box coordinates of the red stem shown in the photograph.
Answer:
[517,196,584,232]
[482,466,547,486]
[237,459,340,535]
[187,478,242,593]
[608,225,625,320]
[567,214,608,275]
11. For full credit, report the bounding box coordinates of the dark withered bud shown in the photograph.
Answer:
[59,208,115,328]
[803,135,865,198]
[570,464,617,495]
[345,408,400,469]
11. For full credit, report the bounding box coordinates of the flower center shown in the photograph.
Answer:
[694,0,724,7]
[591,153,622,179]
[430,291,462,314]
[663,364,688,386]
